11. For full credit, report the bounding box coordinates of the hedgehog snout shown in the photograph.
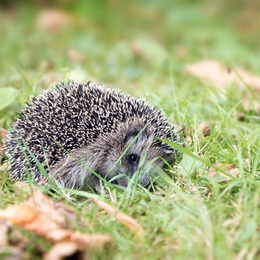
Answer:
[108,151,158,188]
[106,131,164,188]
[139,174,151,188]
[112,173,151,188]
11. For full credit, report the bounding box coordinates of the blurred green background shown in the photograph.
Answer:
[0,0,260,125]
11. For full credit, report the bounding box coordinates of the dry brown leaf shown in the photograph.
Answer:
[185,60,260,91]
[91,198,144,237]
[237,69,260,91]
[14,182,76,226]
[0,184,111,258]
[43,242,79,260]
[242,93,260,111]
[209,163,239,182]
[36,10,73,31]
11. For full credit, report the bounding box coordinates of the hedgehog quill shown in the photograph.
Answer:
[5,81,181,192]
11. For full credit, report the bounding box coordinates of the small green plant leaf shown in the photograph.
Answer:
[0,88,18,111]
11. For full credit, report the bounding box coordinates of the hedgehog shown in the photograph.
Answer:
[5,81,181,192]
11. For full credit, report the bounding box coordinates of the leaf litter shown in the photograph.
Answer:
[36,9,87,32]
[185,60,260,112]
[208,163,240,182]
[0,183,111,259]
[36,9,74,31]
[183,60,254,182]
[185,59,260,91]
[91,198,144,237]
[0,182,145,259]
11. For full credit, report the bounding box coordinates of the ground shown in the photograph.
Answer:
[0,0,259,259]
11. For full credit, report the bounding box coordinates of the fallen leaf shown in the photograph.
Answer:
[185,60,260,91]
[43,242,79,260]
[0,184,111,258]
[0,204,38,226]
[237,69,260,91]
[36,10,73,31]
[14,182,76,226]
[241,93,260,111]
[208,163,239,182]
[91,198,144,237]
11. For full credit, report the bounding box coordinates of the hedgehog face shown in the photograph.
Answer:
[105,129,154,187]
[98,120,175,188]
[50,120,176,191]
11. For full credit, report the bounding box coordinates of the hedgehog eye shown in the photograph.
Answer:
[128,153,139,164]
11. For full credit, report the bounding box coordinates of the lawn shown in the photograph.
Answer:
[0,0,259,259]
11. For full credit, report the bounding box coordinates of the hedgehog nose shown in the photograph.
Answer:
[140,174,151,188]
[116,175,128,187]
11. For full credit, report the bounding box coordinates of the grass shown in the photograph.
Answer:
[0,0,259,259]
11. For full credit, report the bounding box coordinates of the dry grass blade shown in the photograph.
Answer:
[91,198,144,237]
